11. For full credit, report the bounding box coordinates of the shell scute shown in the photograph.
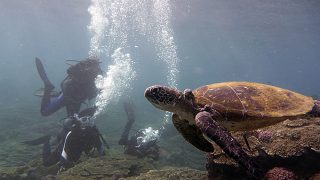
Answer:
[193,82,314,118]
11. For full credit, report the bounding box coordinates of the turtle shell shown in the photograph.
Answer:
[192,82,314,131]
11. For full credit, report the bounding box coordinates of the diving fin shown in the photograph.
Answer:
[23,135,51,145]
[33,88,60,97]
[35,57,55,90]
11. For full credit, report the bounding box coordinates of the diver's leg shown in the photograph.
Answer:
[42,138,63,167]
[92,128,106,155]
[40,93,65,116]
[195,110,264,179]
[35,58,62,116]
[23,134,59,167]
[118,102,135,145]
[43,147,61,167]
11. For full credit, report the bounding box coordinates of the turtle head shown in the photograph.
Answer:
[144,85,182,112]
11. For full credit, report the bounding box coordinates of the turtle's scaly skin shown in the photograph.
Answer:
[193,82,314,131]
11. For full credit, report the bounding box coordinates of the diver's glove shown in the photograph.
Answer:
[56,160,67,175]
[57,165,66,175]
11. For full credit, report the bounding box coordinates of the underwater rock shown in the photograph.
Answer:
[208,117,320,179]
[0,156,58,180]
[0,167,19,180]
[0,150,156,180]
[0,142,207,180]
[310,172,320,180]
[265,167,297,180]
[57,151,156,180]
[124,167,207,180]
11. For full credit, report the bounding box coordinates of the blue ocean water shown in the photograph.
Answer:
[0,0,319,172]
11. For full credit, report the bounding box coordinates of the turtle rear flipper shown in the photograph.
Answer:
[172,114,214,152]
[195,111,264,179]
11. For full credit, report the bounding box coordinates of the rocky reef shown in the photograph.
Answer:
[208,117,320,179]
[1,117,319,180]
[124,167,207,180]
[0,149,207,180]
[57,150,156,180]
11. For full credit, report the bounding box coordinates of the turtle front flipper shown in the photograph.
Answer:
[309,100,320,116]
[172,114,214,152]
[195,110,264,179]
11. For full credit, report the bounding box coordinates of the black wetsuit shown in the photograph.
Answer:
[35,57,101,117]
[40,76,98,117]
[119,133,159,160]
[61,122,104,165]
[41,107,105,167]
[33,58,105,168]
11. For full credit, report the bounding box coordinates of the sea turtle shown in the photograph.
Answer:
[144,81,320,178]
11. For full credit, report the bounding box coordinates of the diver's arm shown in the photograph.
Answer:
[96,137,105,156]
[118,102,135,145]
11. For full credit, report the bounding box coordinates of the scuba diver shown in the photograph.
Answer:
[35,57,102,116]
[118,101,160,160]
[24,107,108,170]
[30,57,106,171]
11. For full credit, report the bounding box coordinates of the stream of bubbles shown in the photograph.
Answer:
[87,0,179,133]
